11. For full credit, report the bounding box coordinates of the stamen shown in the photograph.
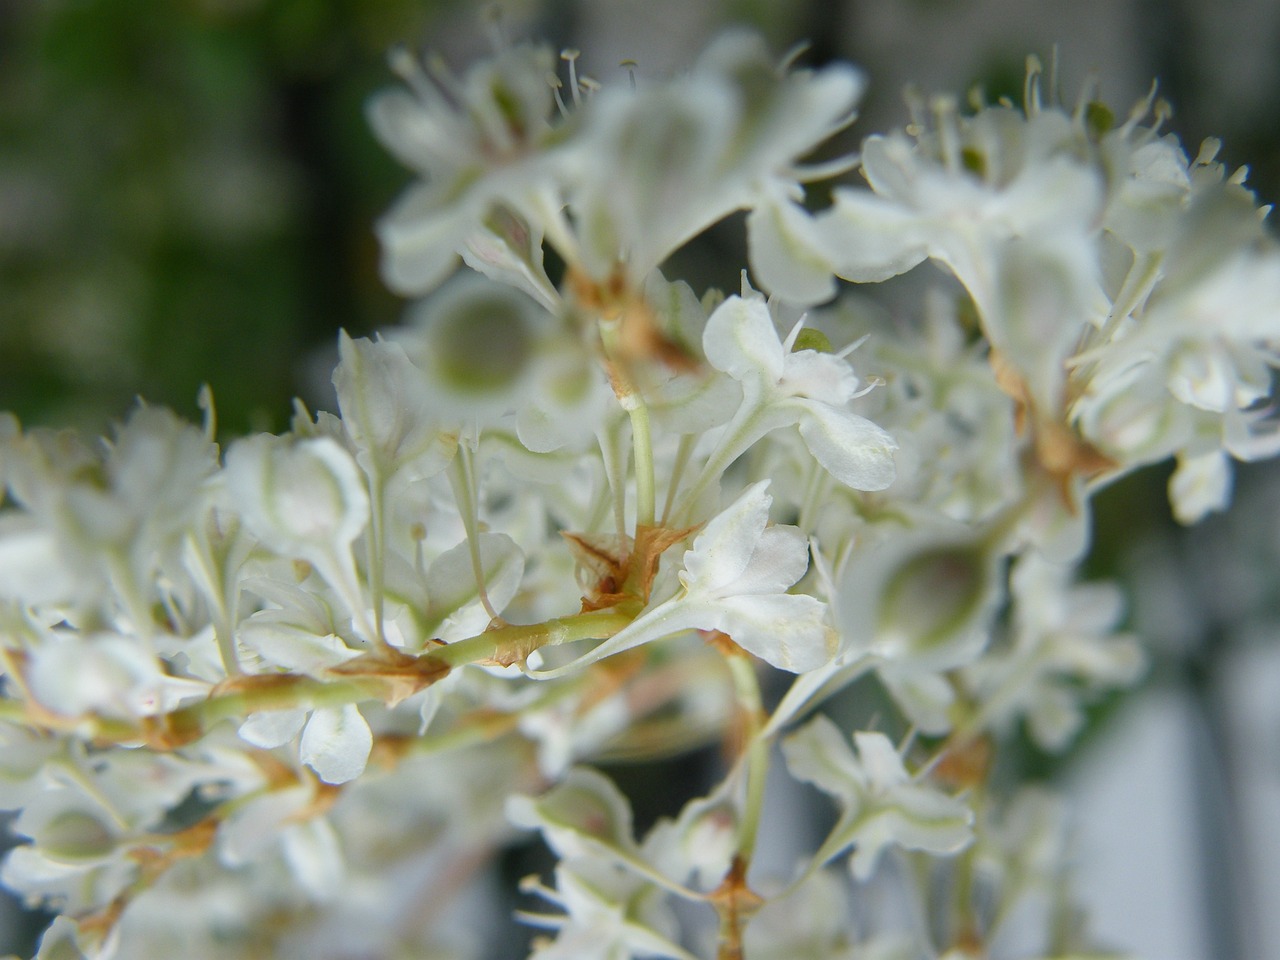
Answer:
[1120,79,1159,136]
[1048,44,1061,107]
[794,151,861,183]
[620,58,638,91]
[931,93,961,174]
[561,49,582,107]
[850,376,883,400]
[903,85,926,140]
[518,874,565,907]
[426,52,466,104]
[782,316,809,352]
[836,333,870,360]
[515,911,568,931]
[1151,97,1173,134]
[1071,73,1101,125]
[1024,54,1043,116]
[547,72,569,118]
[197,383,217,444]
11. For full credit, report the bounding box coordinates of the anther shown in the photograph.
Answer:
[561,49,582,106]
[619,58,638,91]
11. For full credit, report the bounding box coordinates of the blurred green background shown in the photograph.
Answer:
[0,0,469,434]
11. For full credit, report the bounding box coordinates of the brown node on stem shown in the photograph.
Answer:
[140,708,204,751]
[709,854,765,960]
[932,733,993,790]
[567,265,699,372]
[286,778,344,824]
[563,523,699,611]
[989,350,1116,512]
[327,647,452,707]
[80,819,221,949]
[210,671,304,698]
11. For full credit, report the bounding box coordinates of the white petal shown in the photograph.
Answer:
[281,819,345,902]
[506,766,638,860]
[299,706,372,785]
[746,190,838,306]
[333,333,454,482]
[821,185,929,282]
[426,532,526,639]
[0,517,75,605]
[726,523,810,597]
[846,800,970,881]
[679,481,772,594]
[1169,449,1232,524]
[238,709,307,750]
[224,434,369,562]
[375,181,467,295]
[793,400,897,490]
[781,714,866,799]
[714,593,836,673]
[851,731,909,792]
[702,296,786,385]
[219,785,310,867]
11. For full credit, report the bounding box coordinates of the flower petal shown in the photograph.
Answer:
[299,705,372,785]
[793,399,897,490]
[679,481,772,594]
[702,296,786,385]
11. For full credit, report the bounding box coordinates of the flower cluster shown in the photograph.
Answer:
[0,29,1277,960]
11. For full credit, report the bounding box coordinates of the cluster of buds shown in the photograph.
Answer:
[0,27,1276,960]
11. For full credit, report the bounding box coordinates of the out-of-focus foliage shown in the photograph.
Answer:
[0,0,468,433]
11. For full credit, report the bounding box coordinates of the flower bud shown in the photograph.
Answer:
[877,544,991,657]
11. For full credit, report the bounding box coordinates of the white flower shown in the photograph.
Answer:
[835,516,1004,674]
[522,856,693,960]
[529,481,837,676]
[691,294,896,500]
[506,766,640,863]
[571,30,863,285]
[1,405,218,625]
[27,631,208,720]
[960,555,1145,751]
[369,42,571,295]
[332,332,457,486]
[224,434,368,565]
[817,98,1107,413]
[782,715,972,881]
[223,432,373,641]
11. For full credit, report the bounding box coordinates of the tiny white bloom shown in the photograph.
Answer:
[700,294,896,493]
[783,715,972,881]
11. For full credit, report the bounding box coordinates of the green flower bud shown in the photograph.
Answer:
[423,283,536,396]
[878,544,991,656]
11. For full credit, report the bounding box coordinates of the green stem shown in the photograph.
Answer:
[728,655,769,867]
[660,433,697,526]
[676,400,767,526]
[448,449,501,622]
[598,317,656,530]
[1,608,636,749]
[430,607,636,668]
